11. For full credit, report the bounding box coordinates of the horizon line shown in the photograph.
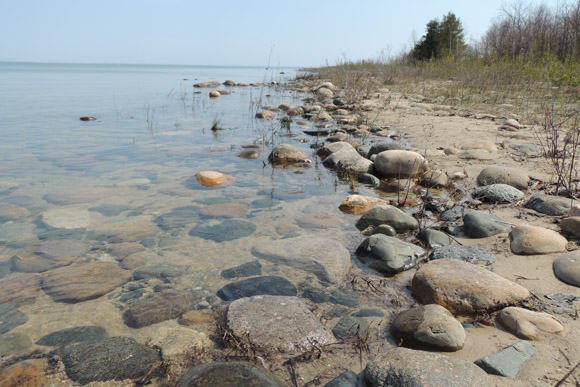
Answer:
[0,60,307,69]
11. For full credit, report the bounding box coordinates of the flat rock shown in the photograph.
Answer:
[12,240,88,273]
[364,347,492,387]
[200,202,248,218]
[194,171,235,187]
[332,316,369,341]
[176,362,286,387]
[412,259,530,314]
[88,204,130,216]
[43,188,112,205]
[0,333,32,356]
[296,213,342,229]
[41,262,131,303]
[227,295,332,353]
[497,307,564,340]
[41,207,91,229]
[189,219,256,242]
[132,264,183,281]
[477,166,530,190]
[0,359,47,387]
[155,205,200,230]
[458,149,498,160]
[526,194,577,216]
[561,216,580,238]
[554,251,580,287]
[268,144,310,165]
[36,326,109,346]
[221,261,262,279]
[0,303,28,334]
[217,276,297,301]
[0,203,30,221]
[463,211,511,238]
[0,273,40,306]
[324,370,359,387]
[509,225,568,255]
[339,195,391,214]
[473,184,524,203]
[88,216,159,243]
[462,141,497,152]
[355,234,424,275]
[475,341,538,377]
[123,290,199,328]
[390,304,466,351]
[373,150,428,178]
[431,245,495,265]
[355,206,418,233]
[60,336,160,384]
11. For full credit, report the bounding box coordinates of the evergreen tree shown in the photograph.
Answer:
[412,12,466,61]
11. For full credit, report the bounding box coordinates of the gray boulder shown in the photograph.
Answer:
[526,194,577,216]
[463,211,511,238]
[268,144,311,166]
[431,245,495,265]
[356,234,424,275]
[554,250,580,287]
[355,206,419,233]
[373,150,428,178]
[473,184,524,203]
[477,166,530,190]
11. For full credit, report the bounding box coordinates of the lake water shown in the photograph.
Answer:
[0,62,376,382]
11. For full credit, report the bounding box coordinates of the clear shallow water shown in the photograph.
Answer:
[0,63,373,377]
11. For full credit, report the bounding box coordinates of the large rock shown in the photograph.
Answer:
[41,262,131,303]
[526,194,577,216]
[0,273,40,307]
[0,203,30,221]
[317,142,355,158]
[189,219,256,242]
[227,295,332,353]
[217,276,297,301]
[355,234,424,275]
[251,237,351,284]
[561,216,580,238]
[123,290,199,328]
[509,225,568,255]
[0,359,47,387]
[43,188,112,205]
[41,208,91,229]
[497,307,565,340]
[176,362,286,387]
[323,148,372,175]
[473,184,524,203]
[475,341,538,378]
[339,195,391,214]
[431,245,495,265]
[477,166,530,190]
[367,142,407,158]
[36,326,109,346]
[0,303,28,334]
[364,347,493,387]
[390,304,466,351]
[60,336,160,385]
[373,150,428,178]
[268,144,310,165]
[463,211,511,238]
[355,206,419,233]
[417,229,452,248]
[88,216,159,243]
[412,259,530,314]
[12,240,88,273]
[553,250,580,287]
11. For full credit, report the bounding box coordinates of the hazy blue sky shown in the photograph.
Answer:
[1,0,515,67]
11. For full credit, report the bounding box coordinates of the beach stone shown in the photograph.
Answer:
[462,140,497,152]
[194,171,235,187]
[227,295,332,353]
[0,332,32,356]
[384,179,416,193]
[475,341,538,377]
[431,245,495,265]
[88,216,159,243]
[301,287,358,307]
[526,194,577,216]
[189,219,256,242]
[509,225,568,255]
[0,273,40,306]
[355,206,419,233]
[123,290,199,328]
[287,107,304,116]
[322,148,358,168]
[317,141,355,158]
[332,316,369,341]
[60,336,160,385]
[43,188,112,205]
[36,326,109,346]
[0,303,28,334]
[221,261,262,279]
[473,184,524,203]
[373,150,428,178]
[200,202,248,218]
[568,204,580,217]
[358,173,381,186]
[148,325,209,358]
[497,307,564,340]
[0,359,47,387]
[364,347,492,387]
[441,206,470,222]
[412,259,531,314]
[181,309,214,325]
[367,142,406,158]
[509,143,542,154]
[390,304,466,351]
[255,110,274,119]
[41,207,90,229]
[12,240,88,273]
[268,144,310,165]
[176,361,286,387]
[554,251,580,287]
[352,309,385,317]
[132,264,183,281]
[417,229,452,248]
[194,81,220,88]
[561,216,580,238]
[477,166,530,190]
[327,133,348,143]
[88,204,130,216]
[278,103,293,111]
[223,80,236,86]
[217,276,297,301]
[339,195,391,214]
[420,170,448,188]
[458,149,498,160]
[504,118,523,129]
[155,205,200,230]
[323,149,372,175]
[317,87,334,99]
[356,234,424,275]
[324,370,359,387]
[42,262,131,303]
[236,148,262,159]
[0,203,30,221]
[251,236,350,284]
[296,213,342,229]
[463,211,511,238]
[371,224,397,237]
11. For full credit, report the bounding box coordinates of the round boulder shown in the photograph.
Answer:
[209,90,221,98]
[268,144,310,166]
[477,166,529,190]
[554,251,580,287]
[509,225,568,255]
[373,150,428,178]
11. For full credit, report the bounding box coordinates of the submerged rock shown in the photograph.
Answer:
[176,362,286,387]
[221,261,262,279]
[36,326,109,346]
[355,206,418,233]
[12,240,88,273]
[0,303,28,334]
[268,144,310,165]
[88,216,159,243]
[123,290,199,328]
[0,273,41,306]
[194,171,235,188]
[356,234,424,275]
[189,219,256,242]
[0,359,47,387]
[217,276,297,301]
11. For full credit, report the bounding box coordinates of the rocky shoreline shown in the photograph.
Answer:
[1,76,580,386]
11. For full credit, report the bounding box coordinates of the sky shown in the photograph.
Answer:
[0,0,518,67]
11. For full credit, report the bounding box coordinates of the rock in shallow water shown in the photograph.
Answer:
[355,234,424,275]
[0,303,28,334]
[0,273,41,306]
[227,295,332,353]
[364,347,493,387]
[176,361,286,387]
[217,276,297,301]
[194,171,235,187]
[189,219,256,242]
[221,261,262,279]
[268,144,310,165]
[373,150,428,178]
[88,216,159,243]
[36,326,109,346]
[12,239,88,273]
[355,206,418,233]
[123,290,199,328]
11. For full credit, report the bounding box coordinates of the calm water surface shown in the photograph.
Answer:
[0,63,372,374]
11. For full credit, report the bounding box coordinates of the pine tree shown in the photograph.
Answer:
[412,12,466,61]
